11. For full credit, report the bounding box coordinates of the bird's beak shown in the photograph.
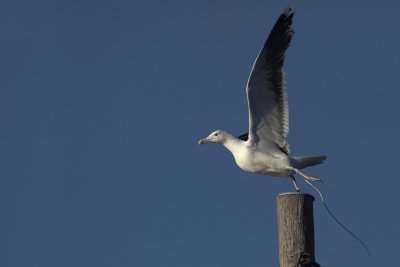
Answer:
[198,138,209,145]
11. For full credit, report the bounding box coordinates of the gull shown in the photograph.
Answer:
[198,7,326,191]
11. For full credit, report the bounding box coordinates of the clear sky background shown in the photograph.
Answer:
[1,0,399,266]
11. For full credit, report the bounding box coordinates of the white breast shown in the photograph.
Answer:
[223,139,290,176]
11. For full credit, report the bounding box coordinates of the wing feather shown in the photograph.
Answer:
[246,7,293,154]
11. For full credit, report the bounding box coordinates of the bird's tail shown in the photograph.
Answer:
[291,155,327,169]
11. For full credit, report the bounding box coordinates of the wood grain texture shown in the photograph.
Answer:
[277,192,315,267]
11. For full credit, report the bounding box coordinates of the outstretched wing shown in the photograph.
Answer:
[246,7,293,154]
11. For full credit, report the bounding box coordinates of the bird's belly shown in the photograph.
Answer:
[233,149,292,177]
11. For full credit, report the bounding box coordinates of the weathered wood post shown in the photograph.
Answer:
[277,192,316,267]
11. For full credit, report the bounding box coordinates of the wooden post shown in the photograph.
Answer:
[277,192,316,267]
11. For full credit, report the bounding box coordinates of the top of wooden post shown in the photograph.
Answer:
[277,192,315,201]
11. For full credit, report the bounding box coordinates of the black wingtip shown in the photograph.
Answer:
[263,6,294,54]
[283,6,293,16]
[282,6,294,32]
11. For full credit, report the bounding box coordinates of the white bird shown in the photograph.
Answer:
[198,7,326,191]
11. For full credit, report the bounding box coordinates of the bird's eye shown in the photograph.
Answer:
[214,133,219,136]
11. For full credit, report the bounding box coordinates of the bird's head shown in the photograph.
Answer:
[198,130,227,145]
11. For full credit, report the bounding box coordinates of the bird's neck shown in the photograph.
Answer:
[222,134,244,155]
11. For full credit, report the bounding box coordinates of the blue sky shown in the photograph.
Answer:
[1,0,399,266]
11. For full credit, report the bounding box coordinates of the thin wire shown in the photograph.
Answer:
[304,180,371,256]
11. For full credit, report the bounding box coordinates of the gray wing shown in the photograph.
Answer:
[246,7,293,154]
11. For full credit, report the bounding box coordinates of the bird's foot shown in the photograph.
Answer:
[304,176,324,183]
[289,167,324,183]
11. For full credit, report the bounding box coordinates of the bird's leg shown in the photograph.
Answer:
[289,167,324,183]
[291,175,300,192]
